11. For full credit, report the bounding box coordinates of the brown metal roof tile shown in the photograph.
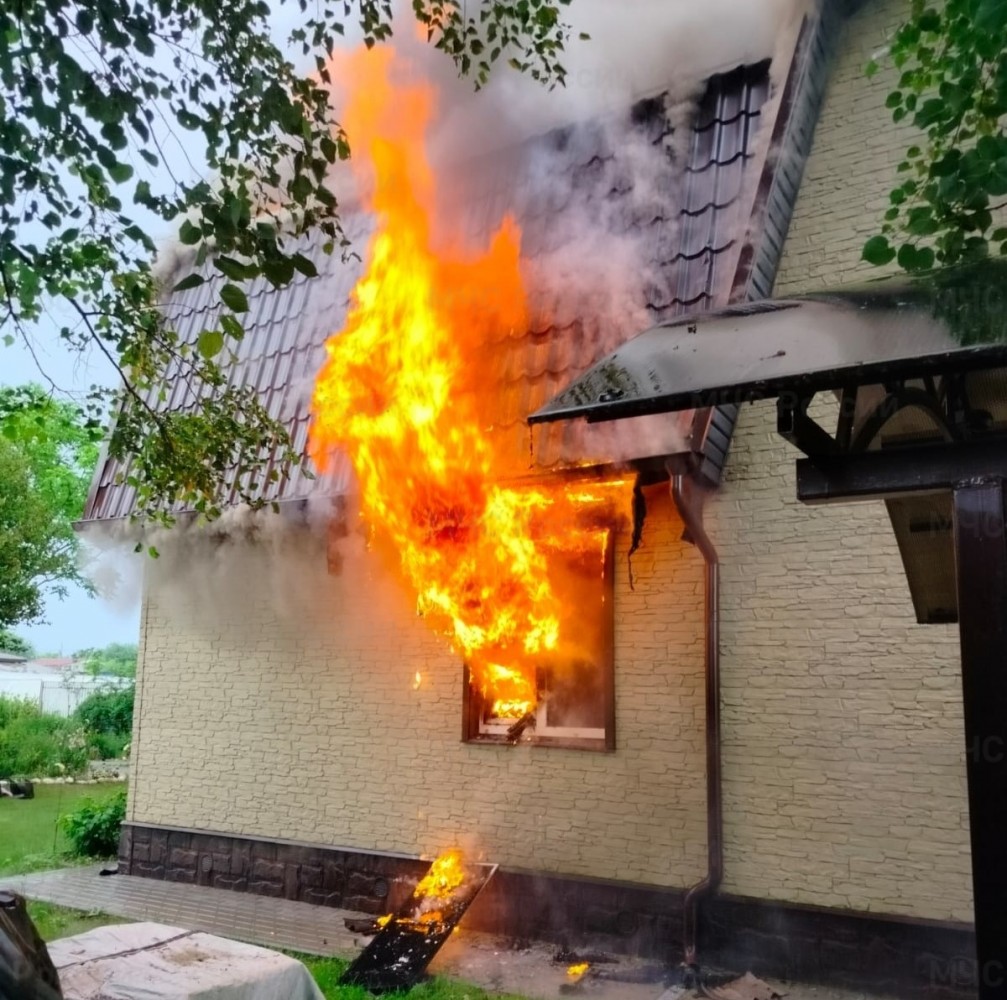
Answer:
[83,59,774,521]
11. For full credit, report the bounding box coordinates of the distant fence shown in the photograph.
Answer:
[0,672,130,717]
[39,681,100,717]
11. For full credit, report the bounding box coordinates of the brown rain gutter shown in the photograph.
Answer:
[671,471,722,969]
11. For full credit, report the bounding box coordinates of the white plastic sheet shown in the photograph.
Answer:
[48,922,326,1000]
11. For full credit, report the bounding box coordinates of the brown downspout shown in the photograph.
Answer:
[671,471,722,969]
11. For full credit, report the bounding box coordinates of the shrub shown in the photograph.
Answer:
[74,687,134,737]
[0,697,89,779]
[86,731,130,761]
[73,686,134,760]
[0,694,40,729]
[61,789,127,858]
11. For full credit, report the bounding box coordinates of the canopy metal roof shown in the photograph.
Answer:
[530,260,1007,628]
[528,261,1007,427]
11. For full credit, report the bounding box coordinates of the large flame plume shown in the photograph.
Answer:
[310,47,630,716]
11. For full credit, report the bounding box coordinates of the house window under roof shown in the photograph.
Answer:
[463,528,615,752]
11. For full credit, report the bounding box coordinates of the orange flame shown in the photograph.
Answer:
[567,962,590,980]
[414,848,467,901]
[310,47,631,714]
[484,663,536,719]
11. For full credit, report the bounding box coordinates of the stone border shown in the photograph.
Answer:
[118,823,684,954]
[32,776,127,785]
[704,895,976,1000]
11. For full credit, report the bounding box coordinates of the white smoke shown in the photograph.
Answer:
[81,497,368,630]
[374,0,814,159]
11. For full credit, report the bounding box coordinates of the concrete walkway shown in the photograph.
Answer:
[0,865,671,998]
[0,864,361,957]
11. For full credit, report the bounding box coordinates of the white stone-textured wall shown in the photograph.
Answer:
[129,402,972,921]
[774,0,919,294]
[709,398,970,921]
[721,0,971,920]
[129,494,710,888]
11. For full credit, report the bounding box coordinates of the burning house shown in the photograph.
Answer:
[80,0,980,995]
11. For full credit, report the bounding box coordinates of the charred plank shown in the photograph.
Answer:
[339,861,496,993]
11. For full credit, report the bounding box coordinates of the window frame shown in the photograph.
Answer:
[461,529,616,752]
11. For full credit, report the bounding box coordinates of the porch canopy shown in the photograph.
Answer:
[529,259,1007,1000]
[528,261,1007,425]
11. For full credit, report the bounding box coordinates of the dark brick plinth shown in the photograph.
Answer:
[119,823,975,999]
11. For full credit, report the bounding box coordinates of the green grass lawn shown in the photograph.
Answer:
[27,900,126,940]
[0,782,124,876]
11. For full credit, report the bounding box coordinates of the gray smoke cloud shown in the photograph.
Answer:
[82,498,364,630]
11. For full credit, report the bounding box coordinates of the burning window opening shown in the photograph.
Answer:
[464,528,615,751]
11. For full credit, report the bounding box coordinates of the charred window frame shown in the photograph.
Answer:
[462,529,616,752]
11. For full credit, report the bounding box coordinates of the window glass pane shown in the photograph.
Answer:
[541,659,605,729]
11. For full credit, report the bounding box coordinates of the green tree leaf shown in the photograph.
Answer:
[178,220,202,245]
[214,256,256,281]
[976,0,1007,33]
[219,314,245,340]
[173,274,205,292]
[291,253,319,278]
[108,162,134,184]
[863,235,897,265]
[263,256,295,287]
[219,283,249,313]
[197,329,225,359]
[906,207,939,235]
[897,242,935,270]
[987,160,1007,197]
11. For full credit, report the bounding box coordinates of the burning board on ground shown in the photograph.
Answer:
[339,849,497,993]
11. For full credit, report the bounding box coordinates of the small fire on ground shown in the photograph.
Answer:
[413,848,466,900]
[309,46,632,718]
[374,848,471,936]
[341,848,496,991]
[567,962,591,981]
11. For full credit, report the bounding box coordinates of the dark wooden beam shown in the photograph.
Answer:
[953,481,1007,1000]
[776,396,838,457]
[796,439,1007,505]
